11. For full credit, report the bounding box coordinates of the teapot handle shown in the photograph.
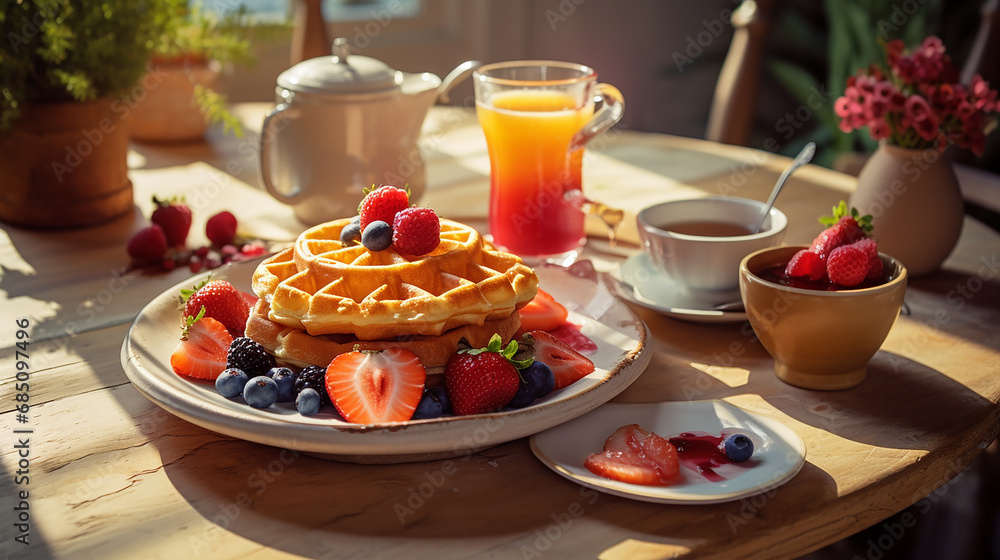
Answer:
[260,103,306,204]
[437,60,482,104]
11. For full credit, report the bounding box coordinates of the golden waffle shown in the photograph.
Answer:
[246,298,521,369]
[252,218,538,340]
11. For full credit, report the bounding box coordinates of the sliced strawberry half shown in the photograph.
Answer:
[516,289,569,333]
[170,315,233,380]
[523,330,595,390]
[585,424,679,486]
[325,349,427,423]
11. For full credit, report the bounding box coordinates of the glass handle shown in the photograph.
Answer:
[569,83,624,152]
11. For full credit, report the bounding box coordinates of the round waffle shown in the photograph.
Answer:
[252,218,538,340]
[245,298,521,369]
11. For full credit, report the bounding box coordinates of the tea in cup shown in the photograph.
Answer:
[473,61,624,263]
[636,197,787,303]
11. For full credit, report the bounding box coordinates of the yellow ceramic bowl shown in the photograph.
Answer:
[739,245,907,390]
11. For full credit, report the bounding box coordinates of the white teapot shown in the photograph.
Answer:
[260,39,477,225]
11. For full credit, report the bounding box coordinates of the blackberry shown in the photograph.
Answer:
[226,337,275,378]
[294,365,330,405]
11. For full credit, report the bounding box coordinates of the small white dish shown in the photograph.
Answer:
[529,400,806,504]
[610,253,748,323]
[121,259,651,463]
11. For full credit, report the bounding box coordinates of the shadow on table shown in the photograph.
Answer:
[152,425,838,558]
[756,350,998,451]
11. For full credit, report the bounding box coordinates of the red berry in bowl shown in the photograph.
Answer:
[392,207,441,256]
[827,244,869,287]
[784,249,826,281]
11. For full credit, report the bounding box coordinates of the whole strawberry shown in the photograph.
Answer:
[127,225,168,263]
[206,211,238,247]
[151,196,192,247]
[392,207,441,255]
[784,249,826,281]
[359,185,410,231]
[809,201,873,260]
[445,334,532,416]
[181,279,250,335]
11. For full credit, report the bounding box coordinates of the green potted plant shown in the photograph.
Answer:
[129,5,252,142]
[0,0,183,228]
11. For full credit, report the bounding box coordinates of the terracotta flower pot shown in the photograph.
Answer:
[0,97,133,229]
[849,142,964,276]
[128,57,221,142]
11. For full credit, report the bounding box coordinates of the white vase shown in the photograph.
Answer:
[849,142,963,276]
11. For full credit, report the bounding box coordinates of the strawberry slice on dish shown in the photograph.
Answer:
[326,349,427,423]
[517,289,569,333]
[170,315,233,380]
[523,330,595,390]
[585,424,679,486]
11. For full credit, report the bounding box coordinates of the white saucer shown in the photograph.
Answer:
[609,253,748,323]
[529,400,806,504]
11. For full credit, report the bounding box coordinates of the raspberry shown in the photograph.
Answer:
[826,244,869,287]
[359,186,409,231]
[127,225,168,263]
[294,365,331,405]
[151,196,192,247]
[785,249,826,281]
[226,337,276,378]
[392,207,441,256]
[206,211,238,246]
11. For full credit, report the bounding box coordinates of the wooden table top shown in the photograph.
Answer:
[2,104,999,560]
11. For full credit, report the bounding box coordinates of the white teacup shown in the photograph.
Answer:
[636,197,788,303]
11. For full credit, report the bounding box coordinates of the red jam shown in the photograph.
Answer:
[758,265,891,291]
[668,431,757,482]
[547,322,598,355]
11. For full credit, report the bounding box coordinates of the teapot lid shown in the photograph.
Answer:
[277,38,399,95]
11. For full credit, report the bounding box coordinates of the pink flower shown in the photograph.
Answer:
[869,120,890,140]
[905,95,933,122]
[834,97,852,118]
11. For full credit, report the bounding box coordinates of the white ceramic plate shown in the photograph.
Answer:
[530,400,806,504]
[610,253,748,324]
[121,259,651,463]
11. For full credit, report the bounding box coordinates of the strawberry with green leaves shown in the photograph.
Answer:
[151,195,192,247]
[180,278,251,335]
[445,334,532,416]
[786,201,883,287]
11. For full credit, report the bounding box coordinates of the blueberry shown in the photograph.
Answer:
[269,368,298,402]
[295,388,322,416]
[340,220,362,245]
[507,361,554,409]
[412,385,450,419]
[361,220,393,251]
[723,434,754,462]
[215,368,249,398]
[244,376,278,408]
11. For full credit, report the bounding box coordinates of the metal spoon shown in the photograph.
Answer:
[751,142,816,233]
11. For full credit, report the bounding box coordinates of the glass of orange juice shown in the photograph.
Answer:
[474,61,624,263]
